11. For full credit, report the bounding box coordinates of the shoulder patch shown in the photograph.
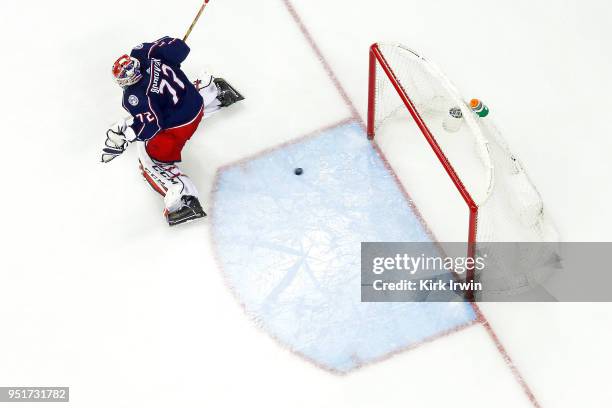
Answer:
[133,43,144,50]
[128,95,139,106]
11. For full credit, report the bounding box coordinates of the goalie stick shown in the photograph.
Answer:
[184,0,211,42]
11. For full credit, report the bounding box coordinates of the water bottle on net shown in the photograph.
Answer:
[470,98,490,118]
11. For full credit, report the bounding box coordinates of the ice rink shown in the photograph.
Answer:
[1,0,612,406]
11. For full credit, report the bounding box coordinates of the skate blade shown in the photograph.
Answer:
[167,212,207,227]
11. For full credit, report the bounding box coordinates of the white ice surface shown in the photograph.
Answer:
[0,0,611,407]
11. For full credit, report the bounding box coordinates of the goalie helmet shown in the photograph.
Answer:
[112,54,142,87]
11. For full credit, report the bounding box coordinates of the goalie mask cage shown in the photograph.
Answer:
[367,43,559,296]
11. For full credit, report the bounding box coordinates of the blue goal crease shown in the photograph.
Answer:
[211,121,476,372]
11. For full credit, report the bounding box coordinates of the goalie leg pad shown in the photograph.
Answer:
[137,143,200,213]
[196,74,220,105]
[195,73,223,117]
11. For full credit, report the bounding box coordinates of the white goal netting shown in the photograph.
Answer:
[370,43,560,295]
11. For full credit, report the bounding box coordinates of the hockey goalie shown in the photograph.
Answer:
[101,36,243,226]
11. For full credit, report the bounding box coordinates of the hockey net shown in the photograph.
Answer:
[367,43,559,296]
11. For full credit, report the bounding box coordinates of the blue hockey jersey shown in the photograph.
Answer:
[122,37,204,141]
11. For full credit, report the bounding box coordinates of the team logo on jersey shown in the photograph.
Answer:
[128,95,139,106]
[133,43,144,50]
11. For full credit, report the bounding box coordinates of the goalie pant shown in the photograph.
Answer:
[138,76,221,213]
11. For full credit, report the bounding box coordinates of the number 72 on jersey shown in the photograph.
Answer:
[150,60,186,105]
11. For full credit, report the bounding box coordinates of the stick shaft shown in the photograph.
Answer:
[183,0,210,42]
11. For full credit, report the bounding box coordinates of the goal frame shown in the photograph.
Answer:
[366,43,478,284]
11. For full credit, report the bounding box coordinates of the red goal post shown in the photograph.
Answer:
[366,42,559,295]
[368,43,479,250]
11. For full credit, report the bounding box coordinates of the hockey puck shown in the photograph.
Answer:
[294,168,303,176]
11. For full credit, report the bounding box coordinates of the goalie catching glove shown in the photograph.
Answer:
[101,118,138,163]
